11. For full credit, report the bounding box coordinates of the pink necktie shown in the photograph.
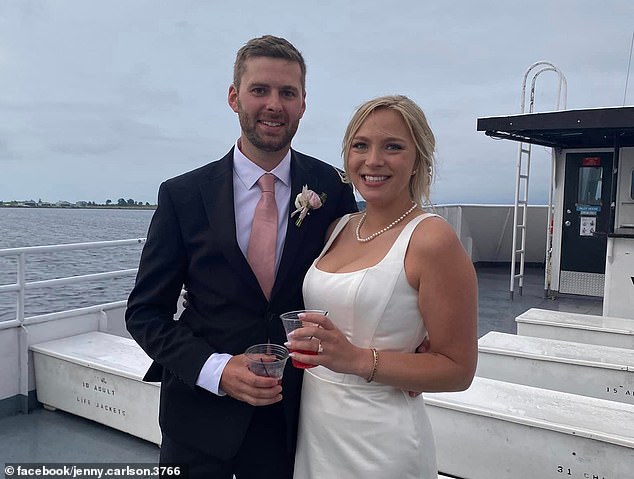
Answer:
[247,173,278,300]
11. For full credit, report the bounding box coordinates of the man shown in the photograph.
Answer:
[125,35,357,479]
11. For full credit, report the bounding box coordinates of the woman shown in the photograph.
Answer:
[286,95,478,478]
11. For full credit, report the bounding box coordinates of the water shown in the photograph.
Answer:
[0,208,154,321]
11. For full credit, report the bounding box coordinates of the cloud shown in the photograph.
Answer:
[0,133,20,161]
[49,141,120,156]
[115,63,183,112]
[2,0,633,204]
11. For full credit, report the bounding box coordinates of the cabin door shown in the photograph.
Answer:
[559,151,614,296]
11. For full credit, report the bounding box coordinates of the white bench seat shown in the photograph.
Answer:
[516,308,634,349]
[424,377,634,479]
[477,331,634,404]
[31,331,160,444]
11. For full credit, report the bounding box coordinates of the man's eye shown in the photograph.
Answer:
[281,90,296,98]
[252,88,266,95]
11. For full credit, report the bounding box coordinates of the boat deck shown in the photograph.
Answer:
[0,264,603,466]
[475,264,602,336]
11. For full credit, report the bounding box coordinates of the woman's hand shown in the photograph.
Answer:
[285,311,371,378]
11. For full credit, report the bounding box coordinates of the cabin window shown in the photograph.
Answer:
[631,170,634,200]
[578,167,603,205]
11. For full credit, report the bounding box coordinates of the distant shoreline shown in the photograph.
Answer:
[0,204,156,210]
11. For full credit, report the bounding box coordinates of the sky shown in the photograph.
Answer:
[1,0,633,205]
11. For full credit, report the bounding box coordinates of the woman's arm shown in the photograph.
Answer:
[377,216,478,392]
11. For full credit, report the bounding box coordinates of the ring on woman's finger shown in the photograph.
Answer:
[317,341,324,354]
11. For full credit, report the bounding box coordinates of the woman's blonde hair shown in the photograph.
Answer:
[342,95,436,206]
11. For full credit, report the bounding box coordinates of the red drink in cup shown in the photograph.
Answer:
[280,310,326,369]
[290,348,317,369]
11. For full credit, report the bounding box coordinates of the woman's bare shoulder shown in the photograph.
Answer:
[410,215,463,258]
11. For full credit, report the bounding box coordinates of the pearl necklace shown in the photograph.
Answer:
[355,202,418,243]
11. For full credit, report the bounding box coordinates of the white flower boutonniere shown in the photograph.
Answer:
[291,185,327,226]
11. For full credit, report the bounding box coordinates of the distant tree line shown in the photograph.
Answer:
[0,198,155,208]
[111,198,152,207]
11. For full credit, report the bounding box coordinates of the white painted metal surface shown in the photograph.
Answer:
[425,377,634,479]
[0,328,19,402]
[477,331,634,404]
[604,237,634,319]
[432,204,548,264]
[614,148,634,229]
[31,332,160,445]
[516,307,634,348]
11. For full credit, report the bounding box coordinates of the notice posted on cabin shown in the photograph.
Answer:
[580,216,596,236]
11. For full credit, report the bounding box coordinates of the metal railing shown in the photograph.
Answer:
[0,238,147,413]
[0,238,146,324]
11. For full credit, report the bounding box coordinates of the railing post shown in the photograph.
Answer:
[17,253,29,413]
[19,325,29,413]
[99,310,108,332]
[17,253,26,324]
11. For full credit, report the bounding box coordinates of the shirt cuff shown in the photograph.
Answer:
[195,353,233,396]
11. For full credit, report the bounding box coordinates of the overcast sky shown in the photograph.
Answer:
[1,0,633,205]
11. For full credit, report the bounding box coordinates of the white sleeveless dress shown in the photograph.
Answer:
[294,213,438,479]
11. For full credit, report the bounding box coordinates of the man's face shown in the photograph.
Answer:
[228,57,306,165]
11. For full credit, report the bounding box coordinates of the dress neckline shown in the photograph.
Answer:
[313,213,434,275]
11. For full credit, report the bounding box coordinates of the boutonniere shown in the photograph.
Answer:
[291,185,327,226]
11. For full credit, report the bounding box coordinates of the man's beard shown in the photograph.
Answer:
[237,108,300,153]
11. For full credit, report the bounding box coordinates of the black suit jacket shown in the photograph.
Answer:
[125,148,357,460]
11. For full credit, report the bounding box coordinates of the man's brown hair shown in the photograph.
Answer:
[233,35,306,91]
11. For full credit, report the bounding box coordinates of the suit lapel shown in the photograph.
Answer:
[199,151,263,297]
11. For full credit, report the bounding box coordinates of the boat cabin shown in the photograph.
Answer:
[478,106,634,318]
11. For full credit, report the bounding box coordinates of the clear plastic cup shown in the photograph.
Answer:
[280,310,326,369]
[245,343,289,379]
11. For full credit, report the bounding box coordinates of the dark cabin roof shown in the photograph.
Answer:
[477,106,634,149]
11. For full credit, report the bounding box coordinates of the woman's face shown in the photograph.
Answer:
[347,108,416,206]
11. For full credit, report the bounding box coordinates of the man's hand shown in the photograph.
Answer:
[219,355,283,406]
[408,335,431,397]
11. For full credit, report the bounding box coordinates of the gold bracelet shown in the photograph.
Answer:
[366,348,379,383]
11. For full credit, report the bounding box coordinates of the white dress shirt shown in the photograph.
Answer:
[195,142,292,395]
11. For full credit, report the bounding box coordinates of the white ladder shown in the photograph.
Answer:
[510,62,567,299]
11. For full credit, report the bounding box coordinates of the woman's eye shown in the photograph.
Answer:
[386,143,403,151]
[351,142,367,150]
